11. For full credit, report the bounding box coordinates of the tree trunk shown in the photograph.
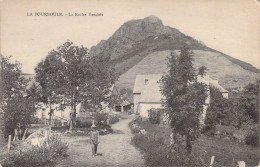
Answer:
[186,132,192,154]
[32,99,35,119]
[69,104,74,131]
[49,100,52,125]
[69,92,75,131]
[73,100,76,126]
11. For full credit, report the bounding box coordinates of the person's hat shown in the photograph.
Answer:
[91,124,97,128]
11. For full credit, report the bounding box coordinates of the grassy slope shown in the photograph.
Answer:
[116,50,260,90]
[111,34,207,74]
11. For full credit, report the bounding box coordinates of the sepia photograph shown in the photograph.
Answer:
[0,0,259,166]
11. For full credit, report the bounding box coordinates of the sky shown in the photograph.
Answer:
[1,0,260,74]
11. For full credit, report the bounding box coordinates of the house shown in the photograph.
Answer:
[35,102,82,125]
[100,84,119,113]
[133,74,228,120]
[115,99,133,112]
[133,74,163,117]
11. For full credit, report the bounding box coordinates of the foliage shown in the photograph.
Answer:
[93,113,113,134]
[148,108,163,124]
[35,41,118,130]
[0,56,26,104]
[203,86,226,134]
[94,113,108,124]
[131,134,206,166]
[86,52,118,107]
[130,120,207,166]
[130,119,259,166]
[1,133,68,167]
[204,81,258,135]
[240,80,259,123]
[160,45,208,153]
[76,118,92,128]
[245,126,259,147]
[108,115,120,124]
[3,98,34,139]
[0,56,35,139]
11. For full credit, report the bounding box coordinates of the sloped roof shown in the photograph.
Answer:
[121,100,131,106]
[209,78,228,93]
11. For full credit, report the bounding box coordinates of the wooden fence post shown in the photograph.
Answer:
[7,135,11,154]
[22,128,28,140]
[238,161,246,167]
[13,129,17,141]
[210,156,215,167]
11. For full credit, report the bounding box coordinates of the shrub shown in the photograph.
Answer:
[76,118,92,128]
[245,127,259,147]
[1,133,68,167]
[96,122,113,135]
[148,108,163,124]
[131,132,206,166]
[30,117,44,124]
[108,115,119,124]
[53,119,62,127]
[94,113,108,124]
[201,125,216,136]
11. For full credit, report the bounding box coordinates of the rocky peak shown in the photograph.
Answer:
[90,15,179,59]
[142,15,163,24]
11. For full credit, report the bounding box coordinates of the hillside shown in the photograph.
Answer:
[116,50,260,90]
[89,15,260,90]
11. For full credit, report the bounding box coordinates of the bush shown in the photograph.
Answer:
[131,133,206,166]
[76,118,92,128]
[1,133,68,167]
[201,125,216,136]
[94,113,108,124]
[30,117,44,124]
[148,108,163,124]
[96,122,113,135]
[53,119,62,127]
[130,120,207,166]
[245,127,259,147]
[108,115,120,124]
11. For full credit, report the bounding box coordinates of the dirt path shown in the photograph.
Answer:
[57,115,145,167]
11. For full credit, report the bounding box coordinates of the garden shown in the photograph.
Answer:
[129,117,259,166]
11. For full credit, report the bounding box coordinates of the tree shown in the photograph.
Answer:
[241,81,259,123]
[35,50,63,124]
[26,82,41,118]
[160,46,208,153]
[83,52,117,109]
[204,86,227,133]
[204,82,257,133]
[0,56,34,138]
[35,41,118,130]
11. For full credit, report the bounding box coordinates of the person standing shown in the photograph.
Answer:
[90,124,100,157]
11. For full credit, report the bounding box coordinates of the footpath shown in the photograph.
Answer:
[57,115,145,167]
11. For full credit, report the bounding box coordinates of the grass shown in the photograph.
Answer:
[130,119,259,166]
[116,49,260,90]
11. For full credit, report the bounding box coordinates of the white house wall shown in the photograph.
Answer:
[134,93,141,113]
[35,103,81,120]
[138,103,162,117]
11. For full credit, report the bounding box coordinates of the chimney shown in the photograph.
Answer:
[145,79,148,85]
